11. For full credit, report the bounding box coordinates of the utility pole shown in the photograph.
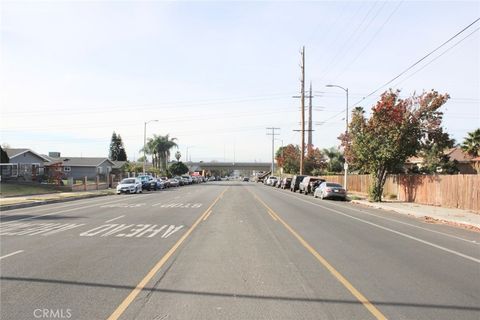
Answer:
[266,127,280,175]
[300,46,305,175]
[308,82,313,153]
[143,120,158,175]
[326,84,349,190]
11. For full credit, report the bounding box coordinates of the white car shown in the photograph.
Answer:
[265,176,278,186]
[116,178,143,194]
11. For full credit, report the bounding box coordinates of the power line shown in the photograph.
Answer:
[352,17,480,107]
[392,26,480,88]
[331,0,404,83]
[2,93,296,116]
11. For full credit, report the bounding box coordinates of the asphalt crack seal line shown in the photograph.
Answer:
[248,189,388,320]
[106,187,229,320]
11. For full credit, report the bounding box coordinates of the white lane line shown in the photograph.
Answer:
[321,197,479,244]
[0,194,153,225]
[0,250,24,261]
[105,215,125,223]
[271,188,479,245]
[262,187,480,264]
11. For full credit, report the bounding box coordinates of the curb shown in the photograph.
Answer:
[350,200,480,231]
[0,193,114,211]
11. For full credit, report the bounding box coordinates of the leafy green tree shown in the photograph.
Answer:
[124,161,143,173]
[341,89,450,202]
[322,147,344,173]
[109,132,127,161]
[169,161,189,176]
[0,146,9,163]
[461,128,480,157]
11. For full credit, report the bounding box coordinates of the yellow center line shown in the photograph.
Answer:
[202,210,213,221]
[267,210,278,221]
[248,188,388,320]
[107,187,229,320]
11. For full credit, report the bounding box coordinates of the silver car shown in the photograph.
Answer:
[116,178,142,194]
[314,182,347,200]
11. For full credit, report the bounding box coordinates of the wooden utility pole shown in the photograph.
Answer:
[300,46,305,175]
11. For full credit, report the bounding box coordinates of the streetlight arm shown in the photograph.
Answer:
[325,84,347,92]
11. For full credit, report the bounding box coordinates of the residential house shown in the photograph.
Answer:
[405,147,478,174]
[444,147,478,174]
[1,148,50,181]
[45,155,115,181]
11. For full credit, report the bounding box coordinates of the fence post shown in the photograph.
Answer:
[83,176,87,191]
[96,176,100,190]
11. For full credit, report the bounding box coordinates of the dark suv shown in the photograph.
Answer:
[290,175,306,192]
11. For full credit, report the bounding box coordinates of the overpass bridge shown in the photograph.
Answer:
[186,161,271,174]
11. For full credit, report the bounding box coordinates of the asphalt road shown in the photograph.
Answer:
[1,181,479,320]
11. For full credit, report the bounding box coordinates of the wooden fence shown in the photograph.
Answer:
[320,174,479,213]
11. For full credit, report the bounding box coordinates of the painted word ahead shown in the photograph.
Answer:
[79,224,183,239]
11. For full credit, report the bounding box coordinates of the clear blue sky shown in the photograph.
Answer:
[1,0,479,162]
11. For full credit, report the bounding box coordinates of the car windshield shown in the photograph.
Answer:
[3,2,476,319]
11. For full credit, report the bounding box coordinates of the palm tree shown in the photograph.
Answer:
[140,135,160,169]
[155,134,178,173]
[461,128,480,157]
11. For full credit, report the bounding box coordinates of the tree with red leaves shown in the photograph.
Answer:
[340,89,450,201]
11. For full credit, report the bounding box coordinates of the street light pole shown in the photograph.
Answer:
[326,84,349,190]
[143,120,158,175]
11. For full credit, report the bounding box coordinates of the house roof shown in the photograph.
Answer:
[444,147,475,163]
[45,157,115,167]
[112,161,127,169]
[4,148,51,162]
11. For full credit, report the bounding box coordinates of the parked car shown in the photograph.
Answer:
[116,178,142,194]
[280,177,292,189]
[243,177,249,182]
[154,178,165,190]
[137,175,157,190]
[290,175,306,192]
[174,176,185,186]
[168,178,180,187]
[160,177,170,188]
[314,182,347,200]
[182,175,193,185]
[299,176,325,195]
[265,176,278,186]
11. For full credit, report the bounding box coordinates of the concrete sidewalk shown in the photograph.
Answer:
[350,198,480,231]
[0,190,115,211]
